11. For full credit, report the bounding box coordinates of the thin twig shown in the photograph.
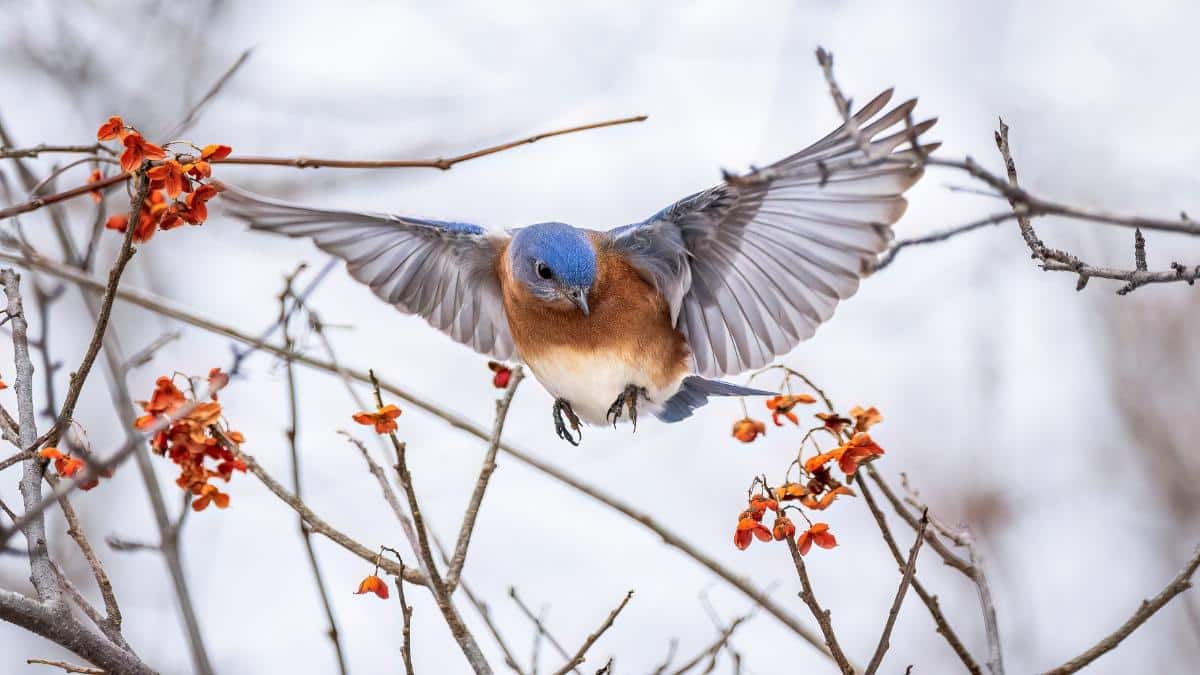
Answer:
[666,615,750,675]
[0,115,647,222]
[38,164,148,451]
[368,371,493,674]
[549,590,634,675]
[858,478,981,674]
[25,658,105,674]
[278,268,348,675]
[0,144,107,159]
[164,48,254,139]
[871,467,1003,674]
[510,587,578,674]
[234,445,425,585]
[785,536,854,675]
[446,365,525,591]
[864,510,929,674]
[395,561,416,675]
[1039,544,1200,675]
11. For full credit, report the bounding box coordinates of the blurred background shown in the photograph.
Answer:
[2,0,1199,672]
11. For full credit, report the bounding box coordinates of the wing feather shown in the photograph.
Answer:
[610,91,935,376]
[220,185,515,360]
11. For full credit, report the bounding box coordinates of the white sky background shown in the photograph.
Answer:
[2,1,1200,673]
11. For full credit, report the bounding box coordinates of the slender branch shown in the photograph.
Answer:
[235,445,425,585]
[0,587,154,673]
[164,48,254,139]
[368,372,493,674]
[864,511,928,675]
[25,658,105,674]
[509,587,578,675]
[1,269,60,605]
[446,365,525,591]
[0,249,835,660]
[1040,544,1200,675]
[874,211,1021,271]
[785,536,854,675]
[39,165,148,451]
[215,115,646,170]
[0,115,647,222]
[858,478,981,674]
[0,144,107,160]
[278,269,347,675]
[549,590,634,675]
[871,467,1004,674]
[666,614,750,675]
[395,562,416,675]
[47,474,126,649]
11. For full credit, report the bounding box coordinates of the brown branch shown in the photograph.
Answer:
[864,510,928,675]
[164,48,254,139]
[25,658,105,674]
[0,250,836,661]
[785,536,855,675]
[0,144,108,160]
[871,467,1004,674]
[549,590,634,675]
[394,562,416,675]
[278,269,347,675]
[0,115,646,222]
[38,165,147,451]
[446,365,525,592]
[1040,544,1200,675]
[874,211,1022,271]
[0,450,30,472]
[47,474,126,650]
[234,445,426,585]
[858,478,982,674]
[666,614,750,675]
[814,47,874,159]
[367,372,493,674]
[509,587,578,675]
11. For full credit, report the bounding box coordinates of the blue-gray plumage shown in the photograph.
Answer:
[220,89,936,444]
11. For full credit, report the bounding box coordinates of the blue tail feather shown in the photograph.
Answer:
[655,376,774,423]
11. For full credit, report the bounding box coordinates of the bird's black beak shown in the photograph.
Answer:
[566,287,590,316]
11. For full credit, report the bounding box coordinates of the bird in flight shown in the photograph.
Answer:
[222,90,936,445]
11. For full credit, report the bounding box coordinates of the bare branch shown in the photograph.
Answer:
[666,614,750,675]
[864,510,929,674]
[549,590,634,675]
[367,371,493,673]
[235,445,425,585]
[446,365,525,591]
[0,115,647,222]
[871,467,1004,674]
[785,536,855,675]
[164,48,254,139]
[0,145,108,160]
[25,658,105,674]
[1,268,59,605]
[395,562,416,675]
[510,587,578,675]
[1040,544,1200,675]
[278,269,347,675]
[858,477,982,674]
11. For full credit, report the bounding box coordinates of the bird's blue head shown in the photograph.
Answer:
[509,222,596,315]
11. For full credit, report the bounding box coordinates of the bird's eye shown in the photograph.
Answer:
[535,262,553,280]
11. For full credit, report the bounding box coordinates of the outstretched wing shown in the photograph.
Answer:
[220,185,516,359]
[610,89,938,377]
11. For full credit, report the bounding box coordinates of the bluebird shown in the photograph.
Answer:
[222,90,935,444]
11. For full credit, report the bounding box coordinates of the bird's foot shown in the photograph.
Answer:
[606,384,649,431]
[552,398,582,446]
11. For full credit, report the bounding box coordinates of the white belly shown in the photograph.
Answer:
[524,348,686,425]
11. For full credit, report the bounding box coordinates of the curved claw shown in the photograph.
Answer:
[552,398,582,446]
[607,385,647,432]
